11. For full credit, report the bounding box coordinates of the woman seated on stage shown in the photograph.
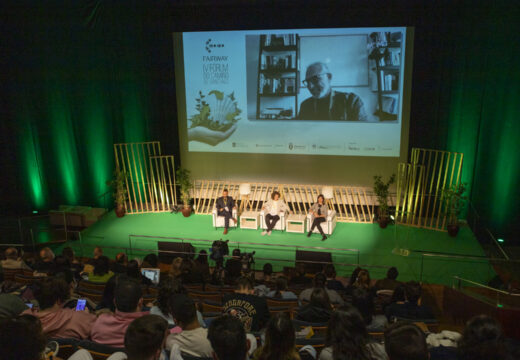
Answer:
[307,194,329,241]
[262,191,290,236]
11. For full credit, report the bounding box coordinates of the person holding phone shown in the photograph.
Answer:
[215,188,237,235]
[307,194,329,241]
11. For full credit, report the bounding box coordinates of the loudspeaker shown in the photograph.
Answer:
[158,241,195,264]
[295,250,332,274]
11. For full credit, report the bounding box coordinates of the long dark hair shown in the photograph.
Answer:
[157,277,186,316]
[310,287,332,310]
[257,313,298,360]
[196,250,208,265]
[274,276,288,299]
[326,304,371,360]
[457,315,508,360]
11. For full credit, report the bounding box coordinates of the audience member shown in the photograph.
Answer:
[352,288,388,332]
[208,315,250,360]
[62,247,83,277]
[385,281,434,321]
[324,264,344,291]
[267,276,297,299]
[88,255,115,283]
[111,252,128,274]
[299,273,344,305]
[384,322,428,360]
[0,315,47,360]
[0,293,29,318]
[32,247,56,273]
[96,273,120,311]
[142,253,159,268]
[90,278,148,347]
[127,259,152,285]
[296,287,333,323]
[353,269,371,289]
[319,304,387,360]
[225,249,243,284]
[166,294,213,357]
[222,276,270,332]
[375,267,401,291]
[289,263,312,287]
[24,277,95,339]
[457,315,510,360]
[257,263,274,286]
[83,246,104,273]
[1,247,31,270]
[389,283,406,303]
[180,258,204,284]
[348,266,362,286]
[253,313,299,360]
[169,257,183,278]
[194,250,211,282]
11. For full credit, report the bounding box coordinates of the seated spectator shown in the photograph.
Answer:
[1,247,31,270]
[324,264,344,291]
[319,304,387,360]
[289,263,312,287]
[352,288,388,332]
[88,255,115,283]
[299,273,344,305]
[348,266,362,285]
[62,247,83,278]
[222,276,270,332]
[169,257,183,279]
[24,277,95,339]
[257,263,274,286]
[96,273,120,311]
[375,267,401,291]
[149,276,205,328]
[208,315,250,360]
[127,259,152,285]
[267,276,297,300]
[53,255,71,274]
[385,322,428,360]
[457,315,510,360]
[385,281,434,321]
[389,283,406,303]
[225,249,243,284]
[32,247,56,273]
[0,293,29,319]
[0,315,47,360]
[166,294,213,358]
[296,287,333,323]
[194,250,211,282]
[179,258,204,284]
[253,313,299,360]
[90,278,148,347]
[82,246,103,273]
[142,253,159,268]
[111,252,128,274]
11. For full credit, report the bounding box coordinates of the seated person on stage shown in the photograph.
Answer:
[90,278,149,347]
[298,62,368,121]
[261,191,290,236]
[222,276,270,332]
[307,194,329,241]
[299,273,344,305]
[385,281,434,321]
[375,266,401,291]
[166,295,213,358]
[1,247,32,270]
[216,188,237,235]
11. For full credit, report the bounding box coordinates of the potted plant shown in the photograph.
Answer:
[373,174,396,228]
[106,168,128,218]
[442,183,467,237]
[176,168,193,217]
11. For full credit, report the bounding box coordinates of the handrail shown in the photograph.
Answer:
[452,276,520,297]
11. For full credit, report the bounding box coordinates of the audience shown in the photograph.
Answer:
[0,293,29,318]
[208,315,250,360]
[385,281,434,321]
[267,276,297,299]
[127,259,152,285]
[111,252,128,274]
[180,258,204,284]
[299,273,344,305]
[457,315,510,360]
[320,304,387,360]
[83,246,104,273]
[166,294,213,357]
[384,322,428,360]
[289,263,312,287]
[222,276,270,332]
[348,266,362,286]
[225,249,243,284]
[324,264,344,291]
[88,255,114,283]
[96,273,120,311]
[253,313,299,360]
[194,250,211,282]
[1,247,31,270]
[352,288,388,332]
[353,269,371,289]
[169,257,183,278]
[0,315,47,360]
[296,287,333,323]
[142,253,159,268]
[90,278,148,347]
[257,263,274,285]
[32,247,56,273]
[375,267,401,291]
[24,277,95,339]
[62,247,83,278]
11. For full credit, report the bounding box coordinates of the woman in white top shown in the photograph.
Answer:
[262,191,290,235]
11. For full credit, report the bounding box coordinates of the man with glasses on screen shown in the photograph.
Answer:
[298,62,368,121]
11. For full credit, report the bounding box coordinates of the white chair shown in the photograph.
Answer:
[259,210,286,231]
[306,210,337,235]
[212,206,238,229]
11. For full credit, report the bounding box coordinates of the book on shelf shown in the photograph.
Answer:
[379,71,398,91]
[263,34,297,47]
[260,54,295,70]
[259,74,296,95]
[381,95,398,115]
[260,107,294,120]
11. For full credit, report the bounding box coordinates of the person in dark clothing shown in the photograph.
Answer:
[289,263,312,287]
[375,267,401,291]
[225,249,242,285]
[194,250,210,282]
[385,322,428,360]
[142,253,159,268]
[222,276,270,332]
[111,252,128,274]
[180,258,204,284]
[385,281,434,321]
[215,189,237,235]
[352,288,387,332]
[296,287,333,323]
[127,259,152,286]
[32,247,56,273]
[324,264,344,291]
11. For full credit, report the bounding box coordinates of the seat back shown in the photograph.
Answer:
[202,302,223,313]
[50,338,79,360]
[266,298,299,310]
[189,291,222,304]
[2,268,22,281]
[14,273,44,286]
[78,280,107,292]
[181,352,213,360]
[77,340,125,360]
[75,288,103,303]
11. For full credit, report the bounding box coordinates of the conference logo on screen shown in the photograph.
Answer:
[202,38,229,84]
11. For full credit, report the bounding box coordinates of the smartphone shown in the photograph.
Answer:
[25,303,33,309]
[75,299,86,311]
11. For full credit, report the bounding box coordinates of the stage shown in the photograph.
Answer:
[58,211,495,286]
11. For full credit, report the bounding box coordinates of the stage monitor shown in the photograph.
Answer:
[173,27,414,185]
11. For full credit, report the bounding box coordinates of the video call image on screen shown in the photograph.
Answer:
[179,27,408,157]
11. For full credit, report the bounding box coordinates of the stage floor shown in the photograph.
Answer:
[59,211,495,286]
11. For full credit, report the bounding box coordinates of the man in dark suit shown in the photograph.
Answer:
[215,189,237,234]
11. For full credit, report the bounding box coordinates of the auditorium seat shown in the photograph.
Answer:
[2,268,22,281]
[266,298,299,312]
[212,206,238,229]
[189,290,222,304]
[306,210,337,235]
[14,273,44,286]
[78,279,106,292]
